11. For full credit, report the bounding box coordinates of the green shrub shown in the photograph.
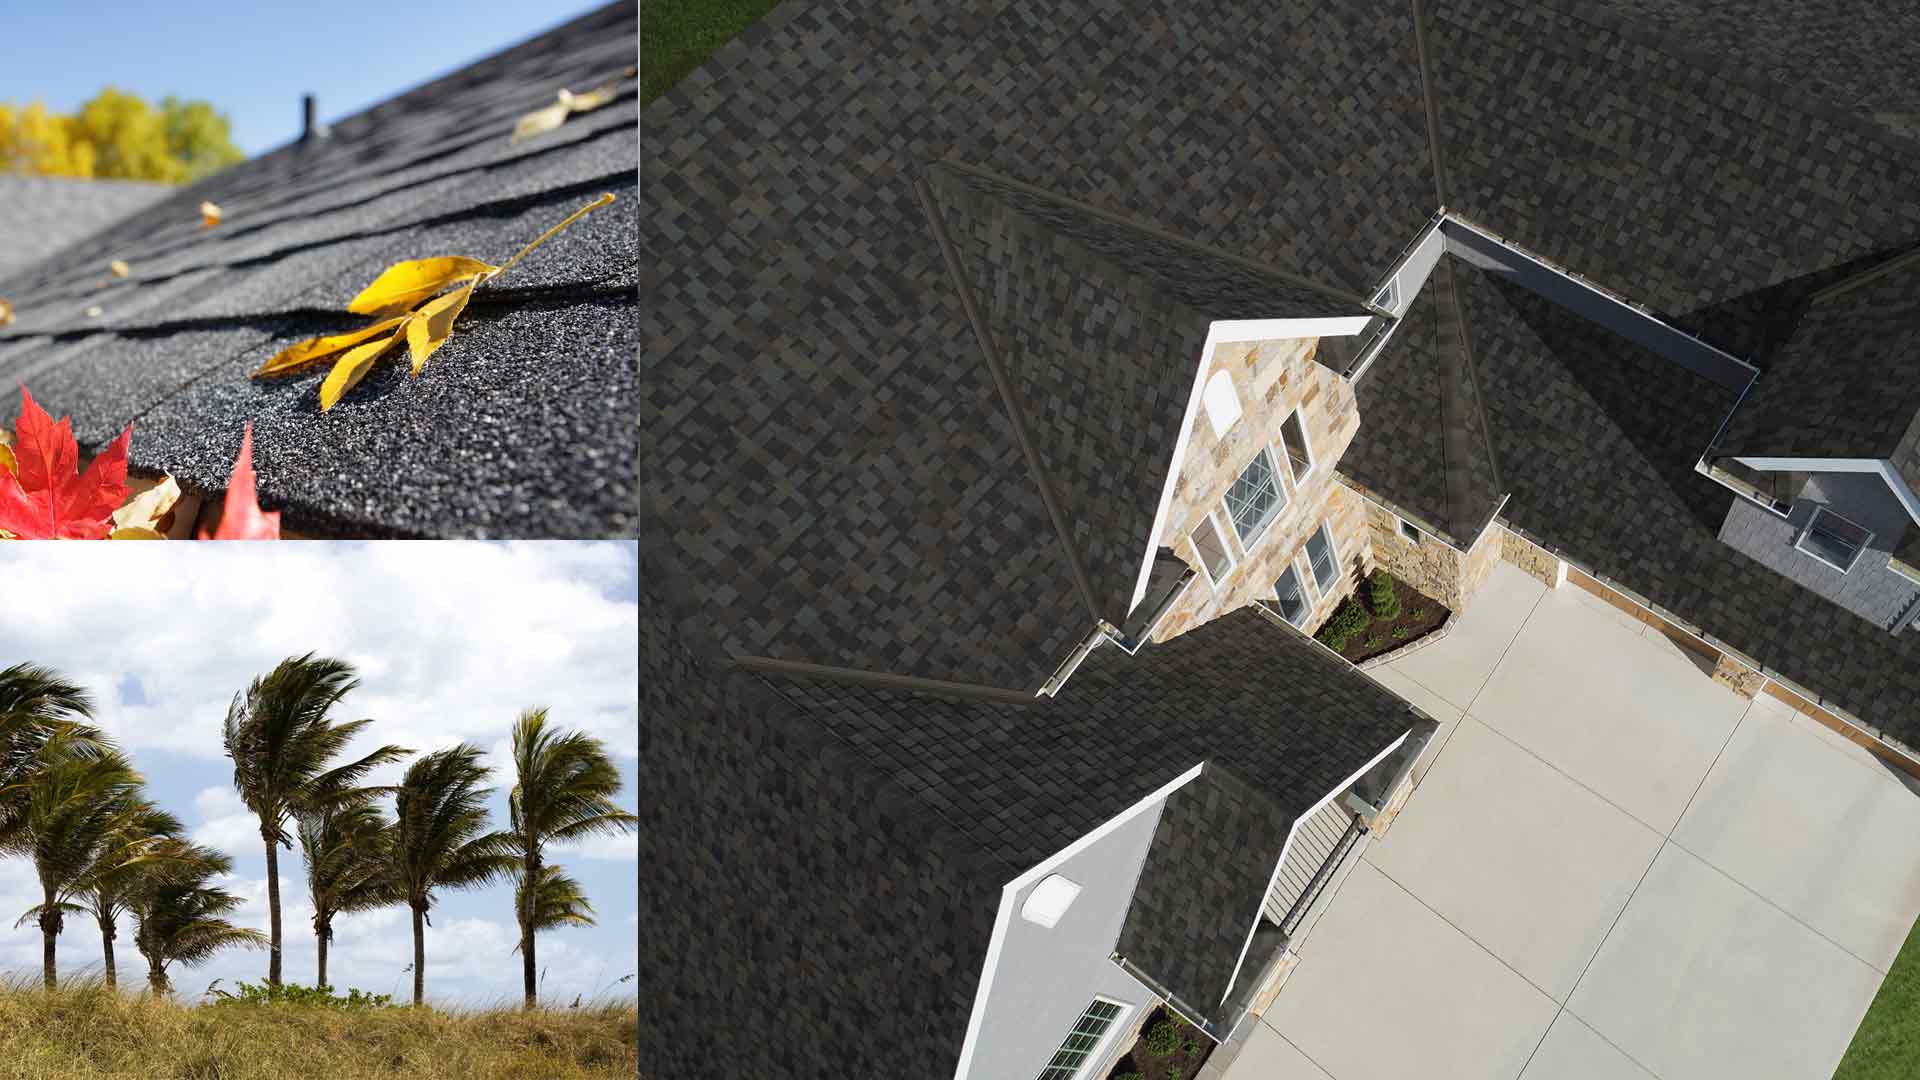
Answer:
[1143,1018,1183,1056]
[1366,569,1401,619]
[206,980,395,1010]
[1392,626,1408,639]
[1364,634,1383,649]
[1314,596,1373,651]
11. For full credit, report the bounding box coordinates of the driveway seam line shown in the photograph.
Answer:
[1362,857,1565,1006]
[1261,1015,1346,1080]
[1663,834,1892,976]
[1464,712,1677,838]
[1458,579,1550,719]
[1518,694,1754,1079]
[1389,575,1549,786]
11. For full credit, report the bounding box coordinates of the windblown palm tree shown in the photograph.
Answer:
[130,842,265,995]
[0,664,107,849]
[296,800,395,989]
[223,654,408,986]
[13,747,142,988]
[76,797,185,989]
[387,743,517,1006]
[506,708,635,1007]
[511,864,597,949]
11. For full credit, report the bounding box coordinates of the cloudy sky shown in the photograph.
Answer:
[0,541,637,1006]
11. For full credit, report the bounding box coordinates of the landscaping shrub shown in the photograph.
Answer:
[1143,1018,1183,1056]
[1314,597,1372,651]
[207,980,395,1010]
[1365,569,1401,619]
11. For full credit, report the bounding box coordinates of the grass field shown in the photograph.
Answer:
[1833,913,1920,1079]
[641,0,784,105]
[0,978,636,1080]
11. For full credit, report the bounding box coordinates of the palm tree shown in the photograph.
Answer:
[222,654,408,986]
[387,744,516,1006]
[511,864,597,949]
[76,797,184,989]
[296,800,395,989]
[0,664,107,848]
[506,708,635,1007]
[13,747,142,988]
[130,842,265,994]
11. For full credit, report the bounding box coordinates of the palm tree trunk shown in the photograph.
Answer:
[522,850,538,1009]
[98,913,116,990]
[262,825,283,986]
[39,886,57,990]
[411,903,426,1007]
[316,914,329,990]
[148,956,168,995]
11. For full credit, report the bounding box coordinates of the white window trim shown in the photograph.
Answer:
[1224,445,1289,551]
[1306,519,1340,591]
[1032,997,1132,1080]
[1274,557,1313,628]
[1191,511,1237,589]
[1373,277,1399,313]
[1398,516,1422,545]
[1279,410,1317,487]
[1794,506,1872,574]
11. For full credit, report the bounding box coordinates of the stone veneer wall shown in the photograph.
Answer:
[1498,524,1563,589]
[1354,491,1504,613]
[1152,336,1369,643]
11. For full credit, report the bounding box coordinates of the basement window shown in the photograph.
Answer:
[1202,370,1242,438]
[1190,513,1236,586]
[1223,447,1288,548]
[1399,517,1422,544]
[1035,998,1129,1080]
[1795,506,1872,574]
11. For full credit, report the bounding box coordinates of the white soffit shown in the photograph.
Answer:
[1210,315,1372,343]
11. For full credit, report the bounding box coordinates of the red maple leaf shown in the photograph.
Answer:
[199,423,280,540]
[0,387,131,540]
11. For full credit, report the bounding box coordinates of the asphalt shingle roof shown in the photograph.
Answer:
[0,1,637,537]
[0,176,170,283]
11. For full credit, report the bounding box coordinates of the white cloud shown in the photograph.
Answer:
[553,833,638,861]
[190,787,263,858]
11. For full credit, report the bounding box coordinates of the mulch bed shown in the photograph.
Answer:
[1104,1005,1214,1080]
[1326,580,1450,665]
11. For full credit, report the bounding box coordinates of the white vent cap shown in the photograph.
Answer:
[1021,874,1082,928]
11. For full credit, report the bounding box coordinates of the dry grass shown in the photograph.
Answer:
[0,976,636,1080]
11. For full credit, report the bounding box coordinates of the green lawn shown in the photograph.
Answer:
[641,0,785,105]
[1833,912,1920,1078]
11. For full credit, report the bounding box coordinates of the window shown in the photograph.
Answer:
[1189,513,1235,586]
[1223,447,1288,548]
[1305,520,1339,591]
[1279,411,1314,484]
[1201,369,1242,438]
[1374,277,1399,312]
[1035,998,1128,1080]
[1275,562,1311,627]
[1795,506,1872,573]
[1020,875,1081,928]
[1399,517,1422,545]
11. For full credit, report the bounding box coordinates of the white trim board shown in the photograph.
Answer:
[950,763,1206,1080]
[1728,457,1920,529]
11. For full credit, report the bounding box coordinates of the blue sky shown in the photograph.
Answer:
[0,1,610,156]
[0,541,638,1006]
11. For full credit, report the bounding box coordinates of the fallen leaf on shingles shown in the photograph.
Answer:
[200,201,223,229]
[111,474,181,534]
[199,423,279,540]
[0,387,132,540]
[347,256,495,318]
[0,298,12,328]
[109,259,130,278]
[255,193,616,412]
[511,80,621,143]
[85,305,102,318]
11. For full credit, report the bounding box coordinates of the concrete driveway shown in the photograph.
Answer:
[1229,563,1920,1080]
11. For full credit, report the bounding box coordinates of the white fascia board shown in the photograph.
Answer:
[1209,315,1373,344]
[1129,316,1370,615]
[1725,456,1920,533]
[950,762,1207,1080]
[1214,727,1411,1007]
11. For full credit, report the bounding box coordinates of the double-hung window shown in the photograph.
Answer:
[1190,512,1235,587]
[1279,411,1314,485]
[1274,561,1311,627]
[1223,446,1287,549]
[1034,998,1129,1080]
[1795,506,1872,573]
[1305,520,1339,591]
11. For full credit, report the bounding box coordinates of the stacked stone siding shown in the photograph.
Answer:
[1152,337,1370,643]
[1352,491,1503,612]
[1498,524,1563,589]
[1711,652,1767,699]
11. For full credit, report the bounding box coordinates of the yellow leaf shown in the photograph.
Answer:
[346,256,496,318]
[256,316,408,377]
[0,444,12,476]
[112,474,182,532]
[0,298,12,328]
[404,281,474,375]
[109,259,130,278]
[200,201,223,228]
[84,305,102,318]
[511,101,570,143]
[108,526,165,540]
[319,326,406,412]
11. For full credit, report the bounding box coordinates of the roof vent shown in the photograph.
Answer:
[302,94,329,141]
[1020,874,1082,928]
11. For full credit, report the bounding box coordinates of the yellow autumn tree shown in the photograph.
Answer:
[0,88,241,183]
